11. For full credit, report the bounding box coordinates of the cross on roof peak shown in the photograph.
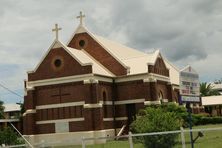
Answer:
[76,11,85,26]
[52,24,62,40]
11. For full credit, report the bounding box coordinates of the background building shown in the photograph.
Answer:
[0,104,21,131]
[202,96,222,116]
[210,82,222,95]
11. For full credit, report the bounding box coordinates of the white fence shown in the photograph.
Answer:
[82,127,222,148]
[2,127,222,148]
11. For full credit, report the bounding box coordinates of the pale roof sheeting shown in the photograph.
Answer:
[122,50,158,75]
[66,47,114,77]
[164,58,180,85]
[94,35,147,60]
[122,56,150,75]
[4,104,20,112]
[202,96,222,106]
[68,24,180,83]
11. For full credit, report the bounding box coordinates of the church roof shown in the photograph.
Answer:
[56,41,114,77]
[66,46,114,77]
[121,50,159,75]
[31,22,179,84]
[164,58,180,85]
[68,24,180,84]
[93,35,147,60]
[30,40,114,77]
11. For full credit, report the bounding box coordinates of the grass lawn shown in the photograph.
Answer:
[55,124,222,148]
[178,124,222,148]
[55,139,143,148]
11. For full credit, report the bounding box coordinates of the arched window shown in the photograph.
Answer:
[103,91,107,100]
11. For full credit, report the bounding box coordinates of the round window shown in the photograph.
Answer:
[79,40,85,47]
[54,59,62,68]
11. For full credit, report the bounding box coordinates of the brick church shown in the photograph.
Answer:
[23,12,181,145]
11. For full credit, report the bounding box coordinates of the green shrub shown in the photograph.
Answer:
[131,106,182,148]
[0,127,24,145]
[149,103,189,127]
[194,116,222,125]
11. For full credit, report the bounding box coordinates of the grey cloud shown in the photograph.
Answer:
[0,0,222,103]
[189,0,222,15]
[0,1,13,16]
[102,0,219,63]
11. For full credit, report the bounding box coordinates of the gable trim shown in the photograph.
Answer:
[147,50,169,71]
[26,74,114,88]
[28,39,92,74]
[26,72,170,88]
[115,73,170,83]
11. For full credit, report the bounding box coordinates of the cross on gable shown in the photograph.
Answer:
[52,24,62,40]
[76,11,85,25]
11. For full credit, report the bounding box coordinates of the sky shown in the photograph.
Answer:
[0,0,222,103]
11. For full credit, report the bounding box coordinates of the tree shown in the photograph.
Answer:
[200,82,220,97]
[0,127,23,145]
[0,101,24,145]
[131,105,182,148]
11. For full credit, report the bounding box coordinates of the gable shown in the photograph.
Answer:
[68,32,128,76]
[148,57,169,77]
[28,47,92,81]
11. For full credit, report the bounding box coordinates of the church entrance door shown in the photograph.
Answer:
[126,104,136,128]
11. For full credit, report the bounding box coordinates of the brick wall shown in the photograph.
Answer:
[28,47,92,81]
[36,106,83,121]
[37,123,55,134]
[148,57,169,77]
[68,33,127,76]
[116,80,150,101]
[35,82,89,106]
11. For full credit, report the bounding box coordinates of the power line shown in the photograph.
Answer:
[0,83,23,99]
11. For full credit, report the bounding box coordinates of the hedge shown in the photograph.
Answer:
[194,116,222,125]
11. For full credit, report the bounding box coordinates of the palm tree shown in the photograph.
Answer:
[200,82,220,97]
[0,100,5,119]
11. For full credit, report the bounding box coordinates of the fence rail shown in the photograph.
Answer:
[82,127,222,148]
[3,127,222,148]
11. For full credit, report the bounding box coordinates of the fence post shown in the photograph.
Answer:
[128,132,134,148]
[82,137,86,148]
[180,127,186,148]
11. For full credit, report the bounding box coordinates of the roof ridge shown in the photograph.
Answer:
[67,25,131,69]
[121,54,150,61]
